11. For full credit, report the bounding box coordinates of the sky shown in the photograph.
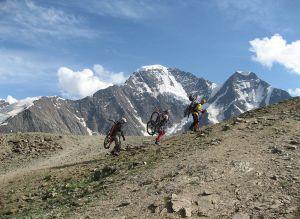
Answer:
[0,0,300,100]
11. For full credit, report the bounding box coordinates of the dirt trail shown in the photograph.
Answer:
[0,135,151,185]
[0,136,97,183]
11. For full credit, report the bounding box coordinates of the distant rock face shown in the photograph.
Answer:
[170,68,216,100]
[0,97,90,135]
[206,72,291,123]
[0,66,291,135]
[0,100,9,109]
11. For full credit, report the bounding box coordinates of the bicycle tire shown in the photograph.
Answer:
[146,120,156,136]
[150,111,160,123]
[103,133,112,149]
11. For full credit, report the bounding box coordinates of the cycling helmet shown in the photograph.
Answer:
[120,117,127,124]
[200,98,206,104]
[188,95,195,102]
[164,109,171,114]
[189,95,194,101]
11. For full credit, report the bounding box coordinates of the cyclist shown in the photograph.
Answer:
[155,109,170,145]
[187,95,206,131]
[110,117,127,156]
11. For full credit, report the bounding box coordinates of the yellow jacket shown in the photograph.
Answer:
[191,103,202,116]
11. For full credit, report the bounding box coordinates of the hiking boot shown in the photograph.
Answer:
[111,150,120,156]
[155,140,160,145]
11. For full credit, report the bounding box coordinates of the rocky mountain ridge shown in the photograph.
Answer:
[0,65,291,135]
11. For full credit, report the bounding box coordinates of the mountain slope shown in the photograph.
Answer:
[0,66,291,135]
[1,97,299,218]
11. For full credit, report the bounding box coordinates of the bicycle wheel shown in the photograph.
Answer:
[147,121,156,136]
[103,134,112,149]
[150,111,160,123]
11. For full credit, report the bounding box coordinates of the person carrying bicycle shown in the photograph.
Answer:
[187,95,206,131]
[110,117,127,156]
[155,109,170,145]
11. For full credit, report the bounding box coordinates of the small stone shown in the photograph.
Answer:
[290,140,299,145]
[160,208,168,216]
[117,202,130,208]
[270,175,278,180]
[285,145,297,150]
[102,165,117,176]
[139,178,153,186]
[235,117,244,123]
[255,171,262,176]
[148,203,158,213]
[200,190,212,196]
[179,207,192,217]
[232,213,250,219]
[222,124,230,131]
[271,147,282,154]
[44,136,52,142]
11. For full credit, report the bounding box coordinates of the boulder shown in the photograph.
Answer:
[170,194,192,217]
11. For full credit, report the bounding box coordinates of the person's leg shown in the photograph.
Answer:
[111,136,120,155]
[155,130,165,144]
[191,113,200,131]
[189,121,195,131]
[115,136,121,152]
[194,114,199,131]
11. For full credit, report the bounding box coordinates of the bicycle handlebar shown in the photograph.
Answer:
[108,119,117,124]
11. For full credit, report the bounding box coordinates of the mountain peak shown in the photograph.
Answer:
[234,71,257,77]
[137,64,169,73]
[229,71,259,82]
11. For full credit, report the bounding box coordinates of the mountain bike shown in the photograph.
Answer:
[146,107,162,136]
[103,119,117,149]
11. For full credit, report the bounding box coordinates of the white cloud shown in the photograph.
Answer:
[0,0,97,41]
[69,0,167,20]
[249,34,300,75]
[288,88,300,97]
[93,64,126,84]
[57,65,126,99]
[6,95,18,104]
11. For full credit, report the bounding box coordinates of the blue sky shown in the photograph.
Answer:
[0,0,300,100]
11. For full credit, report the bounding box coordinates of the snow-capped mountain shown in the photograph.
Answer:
[206,71,291,123]
[0,97,40,126]
[0,65,291,135]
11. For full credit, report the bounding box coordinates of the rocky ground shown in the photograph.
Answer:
[0,97,299,218]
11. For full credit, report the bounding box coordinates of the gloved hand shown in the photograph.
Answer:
[123,137,126,141]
